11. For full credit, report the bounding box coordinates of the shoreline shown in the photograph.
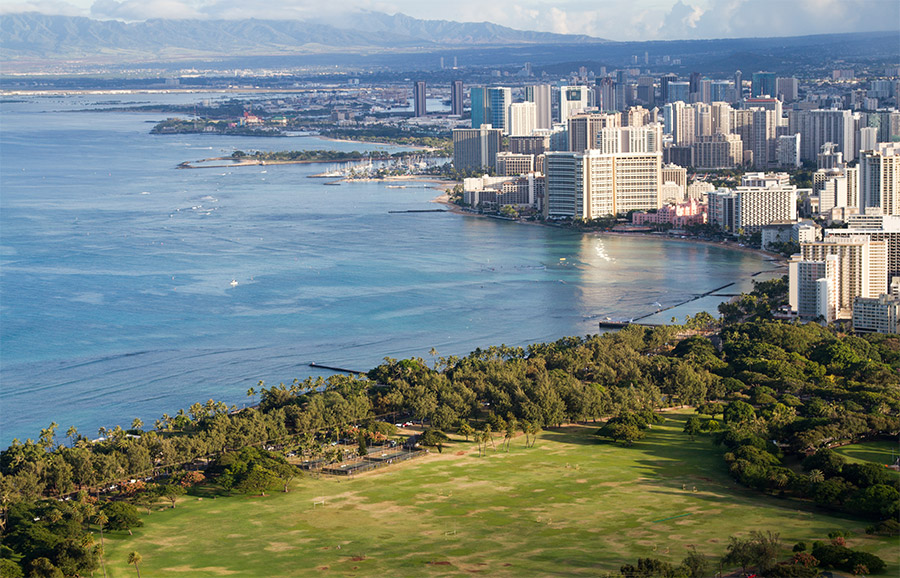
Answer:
[178,155,391,169]
[429,193,785,264]
[343,175,457,191]
[316,135,431,151]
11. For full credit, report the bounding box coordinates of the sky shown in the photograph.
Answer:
[1,0,898,41]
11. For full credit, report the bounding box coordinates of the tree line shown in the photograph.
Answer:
[2,311,898,575]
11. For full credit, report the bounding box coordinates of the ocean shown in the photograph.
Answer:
[0,93,776,444]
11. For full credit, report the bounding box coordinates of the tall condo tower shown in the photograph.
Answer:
[451,81,464,116]
[525,84,552,130]
[413,81,427,117]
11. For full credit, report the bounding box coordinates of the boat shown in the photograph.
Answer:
[230,279,238,287]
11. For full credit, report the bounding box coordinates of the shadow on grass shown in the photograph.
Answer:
[539,412,875,524]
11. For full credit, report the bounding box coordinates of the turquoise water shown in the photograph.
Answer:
[0,94,769,444]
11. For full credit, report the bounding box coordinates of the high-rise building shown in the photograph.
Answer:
[692,134,743,169]
[413,81,427,117]
[817,142,844,170]
[506,102,537,137]
[659,74,678,103]
[826,213,900,287]
[567,112,620,152]
[775,77,799,102]
[793,109,857,162]
[560,86,591,123]
[594,77,617,112]
[853,294,900,334]
[751,72,776,98]
[710,102,732,134]
[509,135,551,155]
[859,127,878,154]
[689,72,702,95]
[707,185,798,234]
[637,76,656,107]
[452,125,502,172]
[671,101,696,146]
[489,87,512,134]
[597,124,663,154]
[789,254,839,321]
[667,82,690,104]
[450,81,464,116]
[776,134,801,168]
[495,152,535,176]
[545,149,661,218]
[710,81,733,103]
[733,70,743,102]
[750,108,778,168]
[525,85,552,130]
[859,143,900,215]
[470,87,489,129]
[798,236,888,318]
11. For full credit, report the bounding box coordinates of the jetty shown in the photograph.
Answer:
[600,281,736,330]
[309,362,365,374]
[387,209,447,214]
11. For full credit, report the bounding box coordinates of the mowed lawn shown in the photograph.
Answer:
[832,440,900,475]
[101,412,899,577]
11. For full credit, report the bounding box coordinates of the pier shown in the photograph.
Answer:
[309,362,366,374]
[599,281,737,330]
[387,209,447,214]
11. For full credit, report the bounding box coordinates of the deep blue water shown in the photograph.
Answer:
[0,93,772,445]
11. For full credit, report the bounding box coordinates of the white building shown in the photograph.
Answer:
[495,152,535,176]
[596,124,663,154]
[776,134,801,168]
[524,85,552,130]
[506,102,537,137]
[825,212,900,290]
[560,85,591,124]
[545,149,661,219]
[707,185,798,234]
[799,236,888,318]
[789,254,838,322]
[853,294,900,334]
[859,142,900,216]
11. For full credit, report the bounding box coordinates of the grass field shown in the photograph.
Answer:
[832,440,900,474]
[101,412,899,577]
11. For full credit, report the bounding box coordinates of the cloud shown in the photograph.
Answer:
[4,0,898,39]
[91,0,203,20]
[0,0,85,16]
[662,0,900,39]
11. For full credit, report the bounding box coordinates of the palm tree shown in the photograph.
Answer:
[131,418,144,432]
[127,551,143,578]
[246,386,257,407]
[94,511,109,578]
[807,469,825,484]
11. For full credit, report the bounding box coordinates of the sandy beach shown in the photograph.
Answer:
[429,193,786,265]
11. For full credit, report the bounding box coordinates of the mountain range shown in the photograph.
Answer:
[0,12,601,65]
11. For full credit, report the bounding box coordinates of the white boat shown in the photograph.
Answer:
[230,279,238,287]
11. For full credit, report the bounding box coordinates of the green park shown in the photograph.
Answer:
[97,411,898,577]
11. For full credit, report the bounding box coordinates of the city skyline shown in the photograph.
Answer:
[2,0,898,41]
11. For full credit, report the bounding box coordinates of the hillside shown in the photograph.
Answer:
[0,12,602,64]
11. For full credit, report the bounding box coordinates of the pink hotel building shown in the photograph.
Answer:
[632,198,708,228]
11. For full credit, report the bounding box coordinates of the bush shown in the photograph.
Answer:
[845,551,886,575]
[866,519,900,536]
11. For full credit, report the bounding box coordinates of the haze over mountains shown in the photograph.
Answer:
[0,12,600,64]
[1,11,897,76]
